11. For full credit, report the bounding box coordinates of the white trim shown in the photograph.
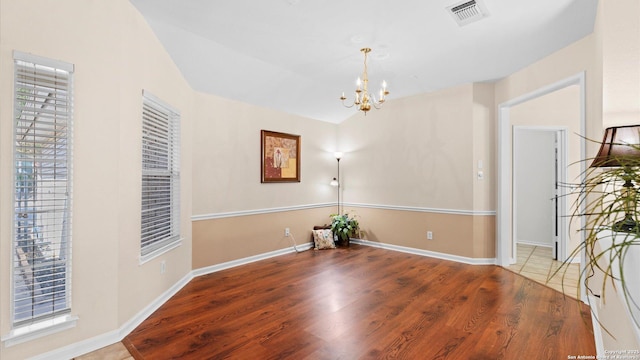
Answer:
[593,230,640,345]
[588,295,605,358]
[192,203,496,222]
[116,272,194,338]
[191,203,335,221]
[516,240,554,248]
[24,243,312,359]
[26,272,194,360]
[192,243,314,277]
[33,235,615,359]
[2,315,78,348]
[27,328,121,360]
[142,89,180,116]
[497,72,586,273]
[11,53,75,337]
[13,50,74,72]
[351,239,497,265]
[139,238,183,265]
[344,202,496,216]
[140,90,181,261]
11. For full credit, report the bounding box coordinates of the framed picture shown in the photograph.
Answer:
[261,130,301,183]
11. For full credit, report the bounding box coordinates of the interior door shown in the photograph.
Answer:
[514,128,556,256]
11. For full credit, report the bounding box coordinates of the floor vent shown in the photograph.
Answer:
[446,0,489,27]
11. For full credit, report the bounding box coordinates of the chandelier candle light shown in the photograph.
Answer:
[340,48,389,114]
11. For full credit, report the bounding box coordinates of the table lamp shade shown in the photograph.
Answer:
[591,125,640,168]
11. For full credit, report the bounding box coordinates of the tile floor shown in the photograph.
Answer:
[505,243,581,299]
[74,244,584,359]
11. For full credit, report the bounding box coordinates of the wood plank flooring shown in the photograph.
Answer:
[123,245,596,359]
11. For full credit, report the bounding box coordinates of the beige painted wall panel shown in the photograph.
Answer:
[115,7,194,326]
[337,84,475,211]
[193,206,495,269]
[191,93,338,216]
[192,207,335,269]
[472,215,496,258]
[494,33,602,146]
[597,0,640,350]
[602,0,640,126]
[0,0,193,358]
[472,83,496,211]
[345,207,495,259]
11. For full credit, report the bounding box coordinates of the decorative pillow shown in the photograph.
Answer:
[312,229,336,250]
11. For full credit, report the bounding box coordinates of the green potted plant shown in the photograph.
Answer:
[330,213,360,246]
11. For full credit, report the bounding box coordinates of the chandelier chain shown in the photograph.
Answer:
[340,47,389,114]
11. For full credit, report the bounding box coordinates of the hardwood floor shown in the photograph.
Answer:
[123,245,595,359]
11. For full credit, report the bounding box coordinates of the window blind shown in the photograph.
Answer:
[141,91,180,261]
[13,52,73,326]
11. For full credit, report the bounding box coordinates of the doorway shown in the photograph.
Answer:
[513,127,567,261]
[497,72,586,271]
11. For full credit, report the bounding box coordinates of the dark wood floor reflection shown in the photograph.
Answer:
[123,245,596,359]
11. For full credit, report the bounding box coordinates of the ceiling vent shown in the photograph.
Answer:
[446,0,489,27]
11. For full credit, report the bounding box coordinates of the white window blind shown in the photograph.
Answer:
[141,91,180,261]
[13,52,73,327]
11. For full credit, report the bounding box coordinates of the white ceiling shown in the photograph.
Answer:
[129,0,598,123]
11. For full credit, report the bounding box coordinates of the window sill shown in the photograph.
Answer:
[139,238,183,265]
[1,314,78,347]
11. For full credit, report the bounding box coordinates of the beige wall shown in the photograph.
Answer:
[338,84,475,210]
[494,33,602,147]
[335,84,495,259]
[193,207,334,269]
[472,83,496,212]
[510,85,582,252]
[0,0,193,358]
[596,0,640,351]
[348,207,495,259]
[494,0,640,350]
[189,91,340,269]
[191,93,338,215]
[2,0,638,358]
[602,0,640,127]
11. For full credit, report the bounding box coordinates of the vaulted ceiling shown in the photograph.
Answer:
[129,0,598,123]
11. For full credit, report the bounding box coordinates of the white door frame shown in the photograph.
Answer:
[512,126,568,261]
[497,72,586,268]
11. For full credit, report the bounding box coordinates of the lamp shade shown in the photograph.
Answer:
[591,125,640,168]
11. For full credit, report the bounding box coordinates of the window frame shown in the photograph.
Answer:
[5,51,77,344]
[140,90,181,263]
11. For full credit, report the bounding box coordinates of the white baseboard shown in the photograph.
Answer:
[192,242,314,277]
[351,239,497,265]
[588,295,605,358]
[516,240,553,248]
[30,243,314,359]
[29,272,194,360]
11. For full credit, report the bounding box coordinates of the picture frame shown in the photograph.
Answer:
[261,130,301,183]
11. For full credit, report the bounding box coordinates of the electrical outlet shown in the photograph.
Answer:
[285,228,290,237]
[427,231,433,240]
[160,260,166,274]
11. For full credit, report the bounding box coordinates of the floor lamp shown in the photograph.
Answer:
[330,152,343,215]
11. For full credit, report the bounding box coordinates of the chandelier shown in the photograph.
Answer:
[340,48,389,114]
